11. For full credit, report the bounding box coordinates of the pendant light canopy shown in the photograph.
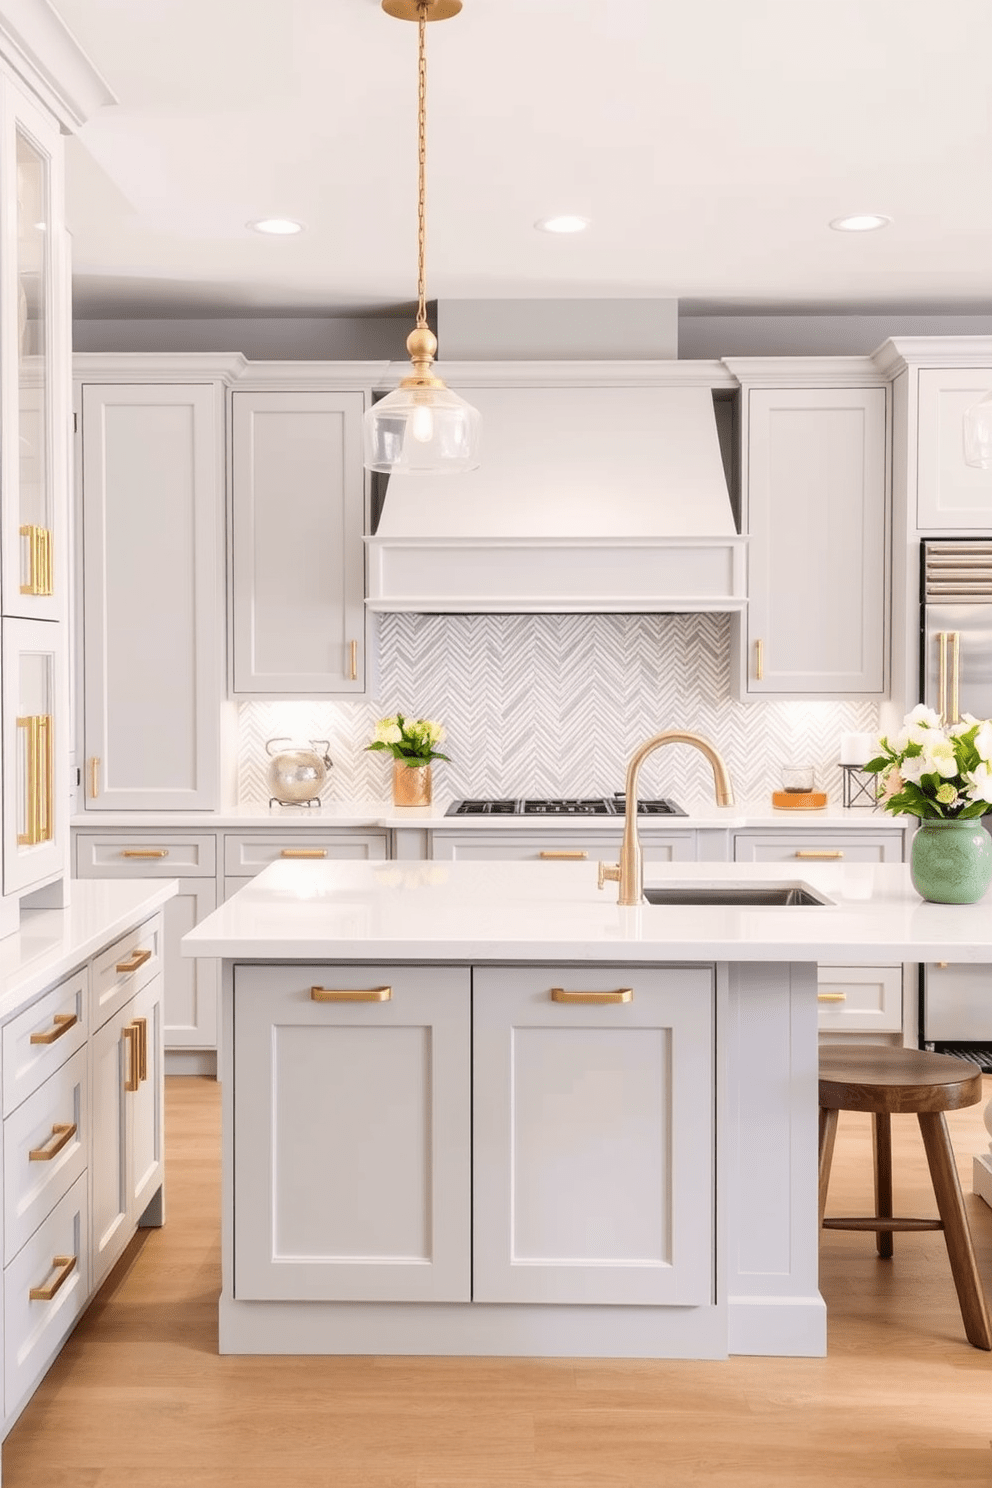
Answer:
[364,0,481,474]
[963,391,992,470]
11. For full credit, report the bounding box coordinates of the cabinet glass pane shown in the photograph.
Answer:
[16,130,52,596]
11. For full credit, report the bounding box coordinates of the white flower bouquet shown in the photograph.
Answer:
[864,705,992,820]
[365,712,450,767]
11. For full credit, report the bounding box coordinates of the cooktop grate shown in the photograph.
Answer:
[446,797,686,817]
[927,1042,992,1074]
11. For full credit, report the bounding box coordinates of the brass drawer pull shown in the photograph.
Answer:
[539,850,588,860]
[123,1025,140,1091]
[120,849,169,859]
[817,992,847,1003]
[280,848,328,859]
[134,1016,148,1083]
[29,1254,76,1302]
[551,987,633,1005]
[29,1122,77,1162]
[311,986,392,1003]
[115,948,152,975]
[794,850,844,860]
[30,1012,77,1046]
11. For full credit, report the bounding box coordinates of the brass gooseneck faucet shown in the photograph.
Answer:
[599,731,736,907]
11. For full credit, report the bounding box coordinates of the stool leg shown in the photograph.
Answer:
[818,1107,838,1227]
[872,1112,893,1259]
[917,1111,992,1351]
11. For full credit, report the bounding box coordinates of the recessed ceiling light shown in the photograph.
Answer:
[535,215,591,234]
[248,218,304,236]
[828,214,891,232]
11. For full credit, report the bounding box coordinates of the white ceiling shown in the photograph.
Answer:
[50,0,992,321]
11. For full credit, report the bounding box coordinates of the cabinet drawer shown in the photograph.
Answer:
[91,914,163,1031]
[74,831,216,877]
[4,1173,88,1420]
[3,971,88,1116]
[733,832,903,865]
[4,1047,87,1257]
[223,831,388,875]
[429,831,696,863]
[817,965,903,1032]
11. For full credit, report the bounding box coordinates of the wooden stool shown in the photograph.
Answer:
[818,1044,992,1350]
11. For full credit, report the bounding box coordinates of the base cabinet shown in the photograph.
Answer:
[233,963,471,1302]
[472,965,714,1307]
[230,961,714,1314]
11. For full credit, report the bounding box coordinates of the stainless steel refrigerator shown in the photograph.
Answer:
[920,537,992,1066]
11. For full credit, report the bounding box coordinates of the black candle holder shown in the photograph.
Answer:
[840,764,878,809]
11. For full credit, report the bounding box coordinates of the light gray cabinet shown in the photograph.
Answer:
[230,390,367,696]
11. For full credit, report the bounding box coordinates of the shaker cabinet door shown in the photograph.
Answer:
[79,382,225,810]
[743,386,887,697]
[231,391,367,696]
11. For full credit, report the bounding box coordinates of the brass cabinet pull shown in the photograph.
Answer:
[29,1253,77,1302]
[755,638,764,681]
[794,850,844,860]
[349,639,358,681]
[936,961,949,969]
[310,986,392,1002]
[89,757,100,799]
[19,524,54,596]
[539,850,588,860]
[115,948,152,975]
[17,715,53,846]
[120,848,169,859]
[30,1012,77,1046]
[29,1122,77,1162]
[817,992,847,1003]
[551,987,633,1005]
[280,848,328,859]
[133,1016,148,1083]
[123,1025,140,1092]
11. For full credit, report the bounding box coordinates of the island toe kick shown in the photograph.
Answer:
[217,958,825,1359]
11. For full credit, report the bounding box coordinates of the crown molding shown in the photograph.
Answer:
[872,335,992,377]
[721,355,887,387]
[0,0,116,130]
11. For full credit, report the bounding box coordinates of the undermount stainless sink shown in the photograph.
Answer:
[643,884,830,907]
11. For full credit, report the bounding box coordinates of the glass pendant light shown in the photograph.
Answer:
[364,0,481,474]
[963,391,992,470]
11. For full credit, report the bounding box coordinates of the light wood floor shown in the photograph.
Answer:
[4,1074,992,1487]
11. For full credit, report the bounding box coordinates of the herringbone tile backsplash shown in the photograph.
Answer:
[238,613,879,805]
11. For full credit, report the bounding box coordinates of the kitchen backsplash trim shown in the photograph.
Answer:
[237,613,879,806]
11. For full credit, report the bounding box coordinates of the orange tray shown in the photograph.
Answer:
[771,790,828,810]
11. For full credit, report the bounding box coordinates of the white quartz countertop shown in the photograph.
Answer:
[181,858,987,965]
[0,879,177,1022]
[73,798,910,833]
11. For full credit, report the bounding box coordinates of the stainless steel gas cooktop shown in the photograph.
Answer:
[445,796,687,817]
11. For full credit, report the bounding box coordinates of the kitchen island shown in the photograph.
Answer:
[182,856,992,1361]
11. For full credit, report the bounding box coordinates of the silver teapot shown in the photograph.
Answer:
[265,738,333,805]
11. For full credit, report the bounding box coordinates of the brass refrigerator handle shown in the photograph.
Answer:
[937,630,948,722]
[551,987,633,1005]
[949,630,961,725]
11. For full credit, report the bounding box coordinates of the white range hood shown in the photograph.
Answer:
[365,372,746,613]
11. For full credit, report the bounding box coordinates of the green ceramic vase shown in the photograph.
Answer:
[910,818,992,904]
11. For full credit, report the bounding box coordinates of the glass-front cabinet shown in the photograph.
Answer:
[1,87,67,623]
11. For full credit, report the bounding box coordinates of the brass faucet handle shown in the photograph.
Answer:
[597,861,621,891]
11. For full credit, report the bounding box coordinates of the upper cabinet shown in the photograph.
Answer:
[77,373,232,811]
[1,89,67,624]
[727,364,888,699]
[230,389,368,696]
[915,367,992,532]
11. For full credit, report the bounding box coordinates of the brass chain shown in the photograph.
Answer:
[416,2,428,329]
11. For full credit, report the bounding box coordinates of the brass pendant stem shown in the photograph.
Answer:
[416,3,428,328]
